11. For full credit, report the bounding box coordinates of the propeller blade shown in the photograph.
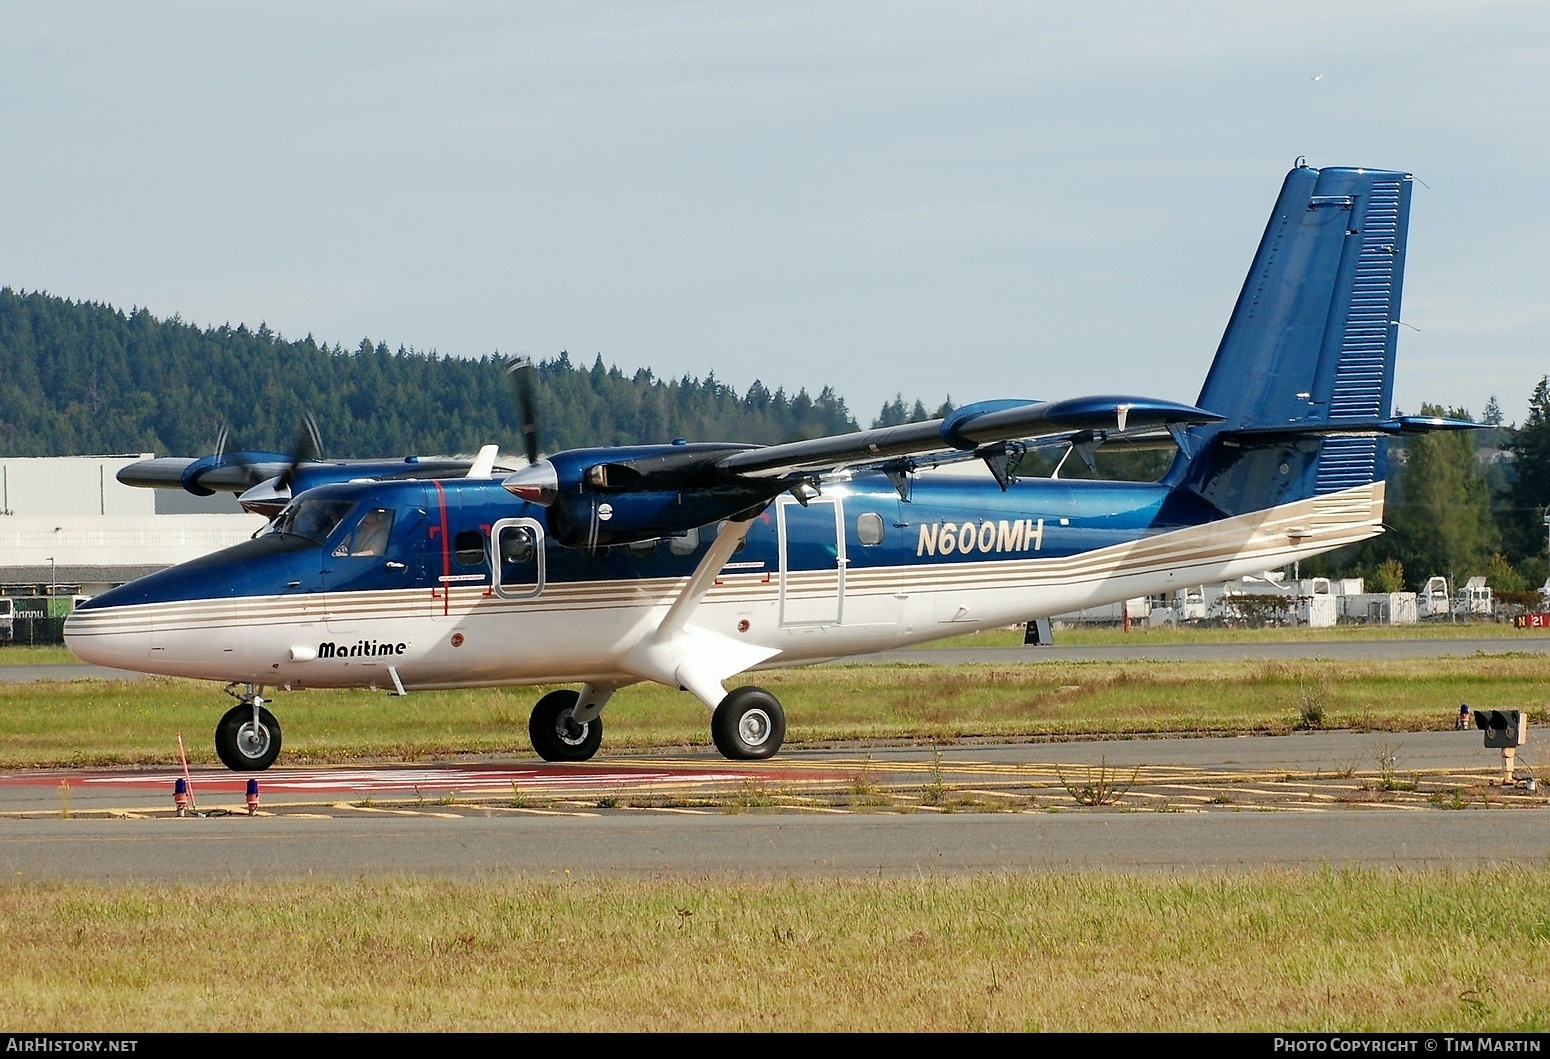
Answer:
[506,356,541,465]
[276,413,324,491]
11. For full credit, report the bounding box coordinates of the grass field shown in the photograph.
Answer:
[4,653,1549,769]
[6,630,1549,1032]
[3,869,1548,1032]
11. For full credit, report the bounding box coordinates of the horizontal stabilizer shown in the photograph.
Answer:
[1214,414,1482,443]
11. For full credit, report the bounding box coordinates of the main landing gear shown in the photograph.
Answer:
[711,686,786,760]
[528,689,604,762]
[216,684,282,771]
[525,684,786,763]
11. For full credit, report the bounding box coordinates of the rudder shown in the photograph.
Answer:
[1176,163,1414,515]
[1195,163,1412,431]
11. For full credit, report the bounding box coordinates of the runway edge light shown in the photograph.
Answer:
[1473,709,1526,749]
[246,779,260,815]
[1472,709,1528,784]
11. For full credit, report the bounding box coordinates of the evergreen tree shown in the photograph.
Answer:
[872,394,911,428]
[1384,404,1498,587]
[1506,377,1550,564]
[0,288,868,458]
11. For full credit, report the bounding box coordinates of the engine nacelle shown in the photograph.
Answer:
[502,444,785,548]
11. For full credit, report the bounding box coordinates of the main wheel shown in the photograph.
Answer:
[711,686,786,760]
[529,689,603,762]
[215,703,282,771]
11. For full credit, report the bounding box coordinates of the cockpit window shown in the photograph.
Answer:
[269,498,356,544]
[335,507,395,557]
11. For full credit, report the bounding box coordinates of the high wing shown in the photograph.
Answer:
[713,394,1221,477]
[119,448,518,518]
[499,393,1223,546]
[116,454,294,495]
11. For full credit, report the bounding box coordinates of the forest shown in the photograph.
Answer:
[1,286,1544,596]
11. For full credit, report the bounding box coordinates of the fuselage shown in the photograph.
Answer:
[64,467,1383,691]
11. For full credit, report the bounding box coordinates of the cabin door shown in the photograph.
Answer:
[776,494,845,626]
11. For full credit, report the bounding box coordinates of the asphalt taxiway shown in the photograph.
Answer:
[4,637,1547,880]
[2,730,1545,880]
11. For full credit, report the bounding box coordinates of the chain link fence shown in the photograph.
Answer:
[3,614,68,646]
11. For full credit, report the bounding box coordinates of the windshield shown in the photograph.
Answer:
[268,497,357,544]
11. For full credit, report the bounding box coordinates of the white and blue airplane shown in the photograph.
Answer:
[65,161,1473,771]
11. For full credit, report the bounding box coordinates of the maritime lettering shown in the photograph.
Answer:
[317,640,408,659]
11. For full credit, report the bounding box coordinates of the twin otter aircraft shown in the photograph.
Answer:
[66,162,1471,771]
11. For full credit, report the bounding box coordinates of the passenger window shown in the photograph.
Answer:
[454,529,487,567]
[500,526,535,564]
[856,512,884,546]
[627,538,658,558]
[494,519,544,599]
[668,527,700,556]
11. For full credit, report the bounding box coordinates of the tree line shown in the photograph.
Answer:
[0,288,856,458]
[1308,387,1548,600]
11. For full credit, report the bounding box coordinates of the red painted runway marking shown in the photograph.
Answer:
[0,762,839,796]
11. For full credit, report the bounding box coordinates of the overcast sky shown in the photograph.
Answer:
[5,1,1548,438]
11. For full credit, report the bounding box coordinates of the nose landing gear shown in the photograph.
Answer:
[216,684,282,771]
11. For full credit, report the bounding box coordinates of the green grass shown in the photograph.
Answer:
[0,645,74,665]
[8,640,1550,1033]
[3,654,1547,768]
[3,869,1548,1031]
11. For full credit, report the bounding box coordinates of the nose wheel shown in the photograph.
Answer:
[216,692,282,771]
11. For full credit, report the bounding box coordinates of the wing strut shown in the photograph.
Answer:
[618,513,781,710]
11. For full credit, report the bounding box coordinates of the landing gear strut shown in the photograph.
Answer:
[711,686,785,760]
[216,684,282,771]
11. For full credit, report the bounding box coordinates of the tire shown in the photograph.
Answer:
[215,702,282,771]
[529,689,603,762]
[711,686,785,760]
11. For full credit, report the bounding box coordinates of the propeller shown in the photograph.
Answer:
[506,356,541,465]
[275,412,325,493]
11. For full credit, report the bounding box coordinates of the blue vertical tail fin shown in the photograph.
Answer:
[1175,163,1414,515]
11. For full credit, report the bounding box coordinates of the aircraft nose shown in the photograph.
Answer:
[62,598,150,671]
